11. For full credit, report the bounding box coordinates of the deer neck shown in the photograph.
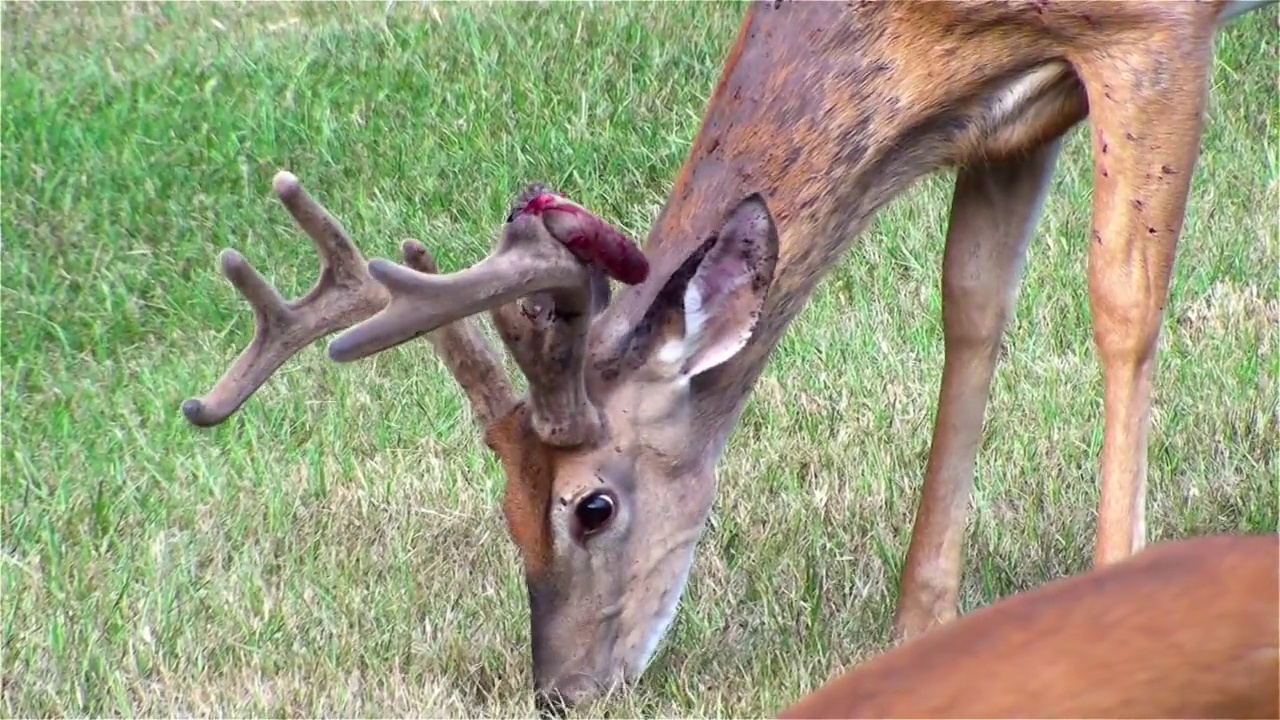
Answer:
[605,1,1079,461]
[601,0,1267,464]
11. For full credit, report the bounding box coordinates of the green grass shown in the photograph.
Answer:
[2,1,1276,716]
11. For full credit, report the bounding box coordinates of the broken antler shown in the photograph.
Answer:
[181,171,390,427]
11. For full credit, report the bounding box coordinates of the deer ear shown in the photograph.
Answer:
[677,193,779,377]
[641,193,779,380]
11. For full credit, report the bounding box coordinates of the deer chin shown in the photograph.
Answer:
[625,545,696,683]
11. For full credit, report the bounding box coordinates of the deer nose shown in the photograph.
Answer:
[534,690,568,720]
[534,672,608,717]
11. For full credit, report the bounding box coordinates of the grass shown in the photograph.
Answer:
[2,1,1276,716]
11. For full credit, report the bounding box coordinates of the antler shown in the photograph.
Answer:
[181,171,390,426]
[181,171,516,428]
[329,185,649,446]
[400,239,516,423]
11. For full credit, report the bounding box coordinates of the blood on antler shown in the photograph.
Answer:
[182,171,649,448]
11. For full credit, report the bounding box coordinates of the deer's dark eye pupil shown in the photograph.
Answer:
[575,492,615,534]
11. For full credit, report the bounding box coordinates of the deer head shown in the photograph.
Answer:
[183,171,780,713]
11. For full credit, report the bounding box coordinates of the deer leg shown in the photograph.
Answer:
[892,139,1062,643]
[1073,36,1213,566]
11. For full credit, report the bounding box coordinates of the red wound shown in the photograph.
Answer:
[519,192,650,285]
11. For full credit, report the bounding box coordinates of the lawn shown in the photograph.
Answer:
[2,1,1276,717]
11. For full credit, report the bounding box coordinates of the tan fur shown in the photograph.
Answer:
[778,533,1280,719]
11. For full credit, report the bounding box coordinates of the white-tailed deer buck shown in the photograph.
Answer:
[182,0,1276,712]
[778,532,1280,719]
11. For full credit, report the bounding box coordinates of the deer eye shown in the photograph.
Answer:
[574,491,615,536]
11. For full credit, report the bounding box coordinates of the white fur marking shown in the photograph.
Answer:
[986,62,1071,129]
[682,280,709,343]
[679,263,756,377]
[682,326,752,378]
[632,559,693,677]
[656,339,686,366]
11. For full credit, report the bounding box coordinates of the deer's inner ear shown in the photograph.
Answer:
[608,234,718,375]
[620,194,780,380]
[676,193,778,377]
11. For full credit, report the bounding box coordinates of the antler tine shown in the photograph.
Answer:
[331,186,648,447]
[327,216,592,363]
[400,239,517,424]
[181,171,389,427]
[329,213,598,446]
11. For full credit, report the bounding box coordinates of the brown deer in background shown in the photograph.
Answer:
[182,0,1276,713]
[777,532,1280,719]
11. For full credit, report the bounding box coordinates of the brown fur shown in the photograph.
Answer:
[487,403,558,577]
[778,533,1280,719]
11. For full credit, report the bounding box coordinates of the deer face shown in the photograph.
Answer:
[489,398,717,714]
[182,172,778,714]
[483,194,778,713]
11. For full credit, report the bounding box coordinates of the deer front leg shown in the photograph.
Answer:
[892,139,1063,643]
[1074,34,1214,566]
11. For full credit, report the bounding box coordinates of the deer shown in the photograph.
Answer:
[777,532,1280,719]
[181,0,1276,713]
